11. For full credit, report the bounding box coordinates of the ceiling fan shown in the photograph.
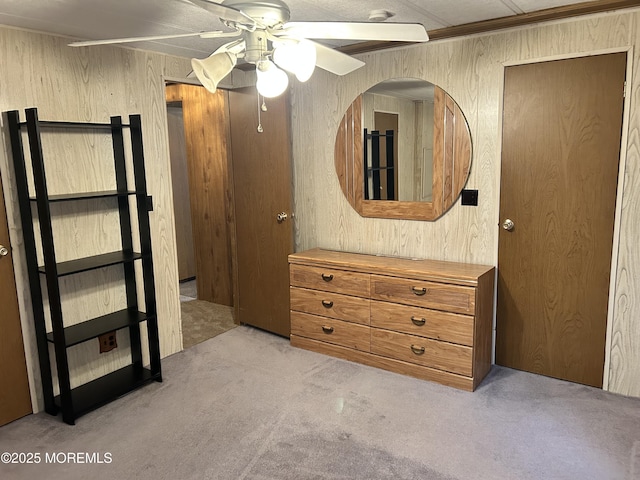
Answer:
[69,0,429,98]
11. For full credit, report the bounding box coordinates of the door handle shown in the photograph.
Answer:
[0,245,8,258]
[502,219,515,231]
[276,212,288,223]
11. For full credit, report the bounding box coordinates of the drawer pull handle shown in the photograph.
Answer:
[322,325,334,334]
[412,286,427,296]
[411,345,426,355]
[411,316,426,326]
[322,300,334,308]
[321,273,334,282]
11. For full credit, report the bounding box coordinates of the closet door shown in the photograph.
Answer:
[229,88,294,337]
[496,53,626,387]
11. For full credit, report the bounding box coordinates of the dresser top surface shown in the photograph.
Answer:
[289,249,495,286]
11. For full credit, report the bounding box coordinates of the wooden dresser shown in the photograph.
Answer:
[289,248,495,391]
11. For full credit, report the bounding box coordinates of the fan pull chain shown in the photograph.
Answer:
[257,92,264,133]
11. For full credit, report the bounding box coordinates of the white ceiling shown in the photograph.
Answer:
[0,0,618,59]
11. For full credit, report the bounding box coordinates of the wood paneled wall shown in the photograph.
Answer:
[290,9,640,397]
[0,26,190,411]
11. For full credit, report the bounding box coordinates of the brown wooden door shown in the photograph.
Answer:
[229,88,294,337]
[0,174,32,425]
[496,53,626,387]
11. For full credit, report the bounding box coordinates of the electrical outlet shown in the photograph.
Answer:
[99,331,117,353]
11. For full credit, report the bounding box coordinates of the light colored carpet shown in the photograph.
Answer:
[1,326,640,480]
[179,279,197,303]
[179,279,197,297]
[181,299,237,348]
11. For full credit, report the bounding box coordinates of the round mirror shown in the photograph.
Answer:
[334,78,472,221]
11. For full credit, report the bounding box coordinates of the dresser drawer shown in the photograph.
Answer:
[370,300,474,346]
[290,264,370,297]
[370,328,472,376]
[291,311,370,352]
[290,286,370,325]
[370,275,475,315]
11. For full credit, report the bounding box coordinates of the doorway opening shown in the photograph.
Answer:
[166,82,237,348]
[165,81,295,344]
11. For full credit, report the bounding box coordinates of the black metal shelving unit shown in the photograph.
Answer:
[364,128,396,200]
[5,107,162,425]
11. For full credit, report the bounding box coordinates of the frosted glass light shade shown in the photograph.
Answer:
[273,39,316,82]
[191,52,237,93]
[256,60,289,98]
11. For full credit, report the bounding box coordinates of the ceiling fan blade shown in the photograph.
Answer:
[277,22,429,42]
[187,0,256,26]
[68,30,234,47]
[311,41,365,76]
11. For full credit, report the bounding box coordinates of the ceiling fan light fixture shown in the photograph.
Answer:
[67,0,430,91]
[191,51,238,93]
[256,59,289,98]
[273,39,316,82]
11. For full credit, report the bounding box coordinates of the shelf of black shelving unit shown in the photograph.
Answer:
[38,250,144,277]
[367,166,395,172]
[46,309,153,347]
[19,120,129,130]
[53,365,159,419]
[29,190,136,202]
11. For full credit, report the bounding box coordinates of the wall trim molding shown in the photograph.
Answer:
[338,0,640,56]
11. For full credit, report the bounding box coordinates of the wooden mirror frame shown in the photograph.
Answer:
[335,85,472,221]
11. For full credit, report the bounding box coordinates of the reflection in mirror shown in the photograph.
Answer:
[363,78,434,202]
[334,77,472,221]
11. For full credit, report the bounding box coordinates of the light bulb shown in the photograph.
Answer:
[256,60,289,98]
[273,39,316,83]
[293,40,316,82]
[273,42,297,73]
